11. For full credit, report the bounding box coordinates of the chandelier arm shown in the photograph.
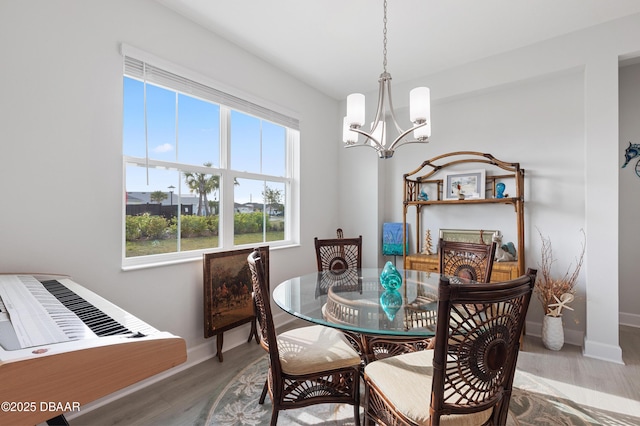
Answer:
[349,127,385,150]
[384,78,405,135]
[387,121,428,151]
[370,74,389,133]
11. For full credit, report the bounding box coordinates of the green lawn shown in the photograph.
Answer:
[126,231,285,257]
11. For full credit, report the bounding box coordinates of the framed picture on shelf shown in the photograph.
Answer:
[439,229,497,245]
[442,169,486,200]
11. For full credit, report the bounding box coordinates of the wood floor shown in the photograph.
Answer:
[70,324,640,425]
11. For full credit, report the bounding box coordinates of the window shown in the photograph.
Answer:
[122,46,299,267]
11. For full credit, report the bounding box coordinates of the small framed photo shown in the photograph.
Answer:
[443,169,486,200]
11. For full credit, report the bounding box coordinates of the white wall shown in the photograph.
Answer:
[340,12,640,363]
[0,0,340,406]
[619,62,640,327]
[388,70,586,329]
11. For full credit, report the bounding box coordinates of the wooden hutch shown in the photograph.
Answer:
[402,151,525,282]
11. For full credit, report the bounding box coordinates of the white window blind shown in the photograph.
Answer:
[122,54,299,131]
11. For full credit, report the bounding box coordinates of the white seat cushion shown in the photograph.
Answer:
[364,350,492,426]
[277,325,361,375]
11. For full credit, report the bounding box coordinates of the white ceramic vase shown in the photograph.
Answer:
[542,315,564,351]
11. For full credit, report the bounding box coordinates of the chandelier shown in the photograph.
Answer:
[342,0,431,159]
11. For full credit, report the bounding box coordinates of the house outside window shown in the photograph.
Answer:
[122,46,299,268]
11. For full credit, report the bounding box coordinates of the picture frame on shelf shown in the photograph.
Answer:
[442,169,486,200]
[439,229,497,245]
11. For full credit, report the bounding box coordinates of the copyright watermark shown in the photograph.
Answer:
[1,401,80,413]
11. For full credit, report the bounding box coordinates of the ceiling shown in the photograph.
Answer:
[156,0,640,100]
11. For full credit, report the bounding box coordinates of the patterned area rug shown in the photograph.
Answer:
[205,355,638,426]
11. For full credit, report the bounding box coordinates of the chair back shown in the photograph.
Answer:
[438,238,497,283]
[314,231,362,272]
[430,268,537,425]
[247,249,283,385]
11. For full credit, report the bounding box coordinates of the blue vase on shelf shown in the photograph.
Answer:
[380,290,403,321]
[380,261,402,290]
[496,182,506,198]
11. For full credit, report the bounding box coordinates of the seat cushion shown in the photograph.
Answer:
[364,350,492,426]
[277,325,361,375]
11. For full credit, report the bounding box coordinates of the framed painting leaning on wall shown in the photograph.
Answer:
[203,246,269,361]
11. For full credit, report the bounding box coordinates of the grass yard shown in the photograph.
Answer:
[126,231,285,257]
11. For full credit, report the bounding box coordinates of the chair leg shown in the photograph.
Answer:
[269,409,279,426]
[259,378,268,404]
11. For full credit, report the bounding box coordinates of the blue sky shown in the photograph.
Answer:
[123,77,285,205]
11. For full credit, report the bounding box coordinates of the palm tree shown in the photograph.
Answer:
[184,163,225,216]
[184,163,241,216]
[150,190,167,214]
[150,190,167,204]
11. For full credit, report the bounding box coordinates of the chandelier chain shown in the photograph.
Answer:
[382,0,388,73]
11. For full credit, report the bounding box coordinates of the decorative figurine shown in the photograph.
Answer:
[380,261,402,290]
[496,182,506,199]
[418,189,429,201]
[421,229,434,255]
[493,231,516,262]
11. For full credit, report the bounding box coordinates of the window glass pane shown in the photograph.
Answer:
[177,94,220,168]
[123,77,145,157]
[264,181,285,242]
[230,111,260,173]
[125,164,180,257]
[180,168,220,251]
[234,178,264,245]
[146,84,177,162]
[262,121,286,177]
[234,178,285,245]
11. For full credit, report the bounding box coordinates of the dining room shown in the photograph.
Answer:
[3,0,640,424]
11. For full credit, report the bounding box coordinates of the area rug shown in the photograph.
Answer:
[204,355,639,426]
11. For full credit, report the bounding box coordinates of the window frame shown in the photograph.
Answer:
[121,45,300,270]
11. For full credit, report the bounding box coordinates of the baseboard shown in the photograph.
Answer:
[525,319,584,347]
[620,311,640,328]
[583,338,624,364]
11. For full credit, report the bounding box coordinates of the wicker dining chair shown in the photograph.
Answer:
[438,238,498,283]
[314,230,367,358]
[247,249,362,426]
[314,229,363,273]
[363,269,537,426]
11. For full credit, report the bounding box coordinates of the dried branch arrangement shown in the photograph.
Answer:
[534,229,586,317]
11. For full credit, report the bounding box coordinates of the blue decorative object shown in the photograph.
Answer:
[380,290,403,321]
[496,182,506,198]
[418,189,429,201]
[380,261,402,290]
[621,141,640,178]
[382,223,409,256]
[503,242,517,258]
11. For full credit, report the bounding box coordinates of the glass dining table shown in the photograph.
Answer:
[272,267,446,362]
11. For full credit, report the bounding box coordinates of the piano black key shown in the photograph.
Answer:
[41,280,133,336]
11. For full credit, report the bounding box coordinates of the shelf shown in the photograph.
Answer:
[405,197,521,206]
[402,151,525,278]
